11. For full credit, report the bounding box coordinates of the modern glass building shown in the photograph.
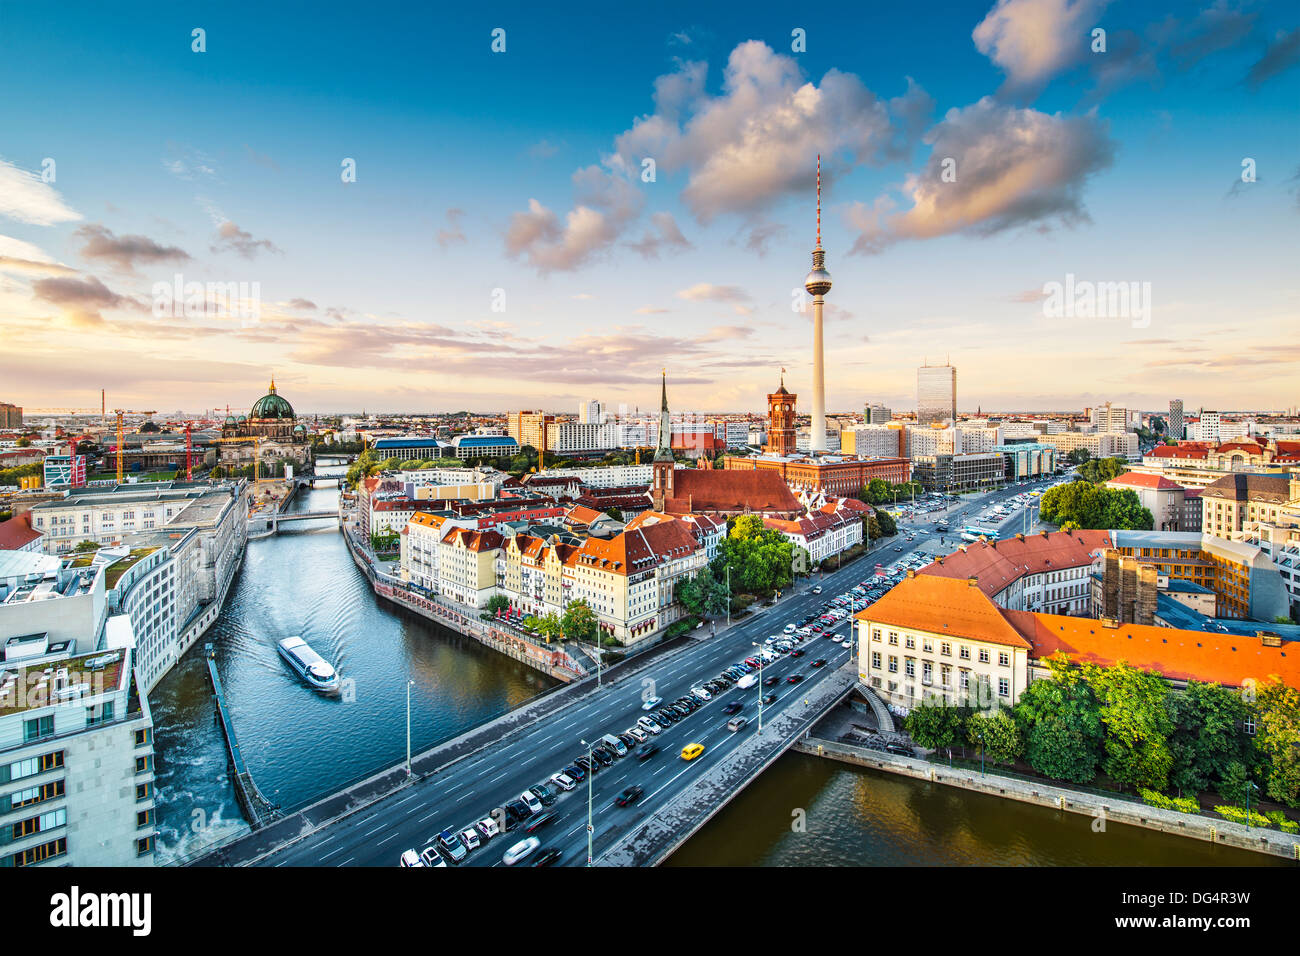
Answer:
[916,364,956,426]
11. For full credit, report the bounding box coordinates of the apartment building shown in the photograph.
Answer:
[1201,473,1298,539]
[857,574,1032,713]
[1041,430,1139,461]
[0,623,157,867]
[437,528,503,608]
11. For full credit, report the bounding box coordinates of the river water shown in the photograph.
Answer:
[148,472,557,864]
[147,466,1289,867]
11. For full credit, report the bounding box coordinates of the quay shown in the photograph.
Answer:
[204,644,278,830]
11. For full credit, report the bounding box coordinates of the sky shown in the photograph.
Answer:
[1,0,1297,417]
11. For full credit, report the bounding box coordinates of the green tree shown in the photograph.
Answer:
[532,612,564,643]
[717,516,793,595]
[1086,661,1175,791]
[1012,655,1104,783]
[1166,681,1252,796]
[1253,677,1300,808]
[484,594,511,617]
[965,708,1024,765]
[560,599,599,645]
[605,507,624,521]
[904,699,970,753]
[875,510,898,537]
[1218,760,1251,805]
[72,540,101,553]
[1066,448,1091,465]
[862,478,890,505]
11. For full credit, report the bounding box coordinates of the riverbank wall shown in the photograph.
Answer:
[795,736,1300,862]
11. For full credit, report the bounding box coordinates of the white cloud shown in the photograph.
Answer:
[972,0,1111,94]
[0,158,82,226]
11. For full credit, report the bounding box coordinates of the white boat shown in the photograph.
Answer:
[277,636,340,692]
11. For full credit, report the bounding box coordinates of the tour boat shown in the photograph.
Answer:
[277,636,340,693]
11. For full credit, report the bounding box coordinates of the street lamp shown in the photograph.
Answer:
[752,641,764,731]
[1245,779,1258,830]
[405,678,415,776]
[579,737,594,865]
[725,565,732,627]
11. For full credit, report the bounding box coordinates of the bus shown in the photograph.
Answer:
[960,527,989,542]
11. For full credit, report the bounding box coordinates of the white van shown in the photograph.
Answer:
[736,674,757,689]
[691,686,712,701]
[601,733,628,757]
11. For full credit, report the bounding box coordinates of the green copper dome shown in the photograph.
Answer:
[250,378,295,420]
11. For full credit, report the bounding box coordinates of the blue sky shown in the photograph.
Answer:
[1,0,1297,416]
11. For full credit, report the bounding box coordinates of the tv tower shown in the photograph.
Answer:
[804,155,832,454]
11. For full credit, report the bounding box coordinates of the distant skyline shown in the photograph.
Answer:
[2,1,1298,415]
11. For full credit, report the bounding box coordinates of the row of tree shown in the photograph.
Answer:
[1038,480,1153,530]
[484,594,600,646]
[905,655,1300,807]
[860,477,926,506]
[1073,455,1130,484]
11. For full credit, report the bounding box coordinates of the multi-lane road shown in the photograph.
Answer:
[259,474,1065,868]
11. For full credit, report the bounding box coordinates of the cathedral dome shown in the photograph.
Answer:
[250,378,295,420]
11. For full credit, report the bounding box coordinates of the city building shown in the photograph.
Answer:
[0,624,157,866]
[507,411,555,453]
[0,403,22,429]
[994,443,1058,480]
[0,514,43,554]
[856,574,1031,714]
[764,377,797,457]
[865,403,892,424]
[1105,472,1199,532]
[916,363,957,426]
[437,528,504,608]
[1132,437,1300,489]
[370,437,445,461]
[450,432,519,460]
[841,423,904,458]
[578,400,604,425]
[724,453,911,499]
[1040,430,1139,462]
[920,530,1112,616]
[1201,473,1298,539]
[911,452,1005,492]
[1169,399,1184,441]
[1091,402,1131,433]
[218,378,312,466]
[42,455,86,490]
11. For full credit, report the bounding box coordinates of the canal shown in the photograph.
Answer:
[665,751,1289,867]
[148,470,559,864]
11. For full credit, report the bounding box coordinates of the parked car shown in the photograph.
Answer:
[458,828,481,851]
[885,744,916,758]
[530,783,557,806]
[503,837,541,866]
[400,848,425,867]
[520,790,543,814]
[549,772,576,792]
[475,817,500,840]
[438,829,467,863]
[564,763,586,781]
[637,716,662,735]
[615,785,644,807]
[420,846,446,867]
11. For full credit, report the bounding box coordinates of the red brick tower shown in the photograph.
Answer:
[764,372,797,457]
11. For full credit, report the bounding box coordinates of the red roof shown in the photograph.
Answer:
[0,513,42,551]
[1107,472,1183,490]
[1147,445,1207,460]
[920,530,1112,599]
[664,469,802,516]
[1004,609,1299,689]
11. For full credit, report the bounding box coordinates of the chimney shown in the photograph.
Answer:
[1015,533,1024,541]
[1040,529,1049,537]
[1101,617,1120,629]
[906,569,916,578]
[968,576,978,588]
[1258,631,1283,647]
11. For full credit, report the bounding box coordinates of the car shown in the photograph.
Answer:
[627,726,648,743]
[763,675,780,686]
[503,837,541,866]
[722,702,743,715]
[530,783,557,806]
[458,828,481,851]
[841,641,852,649]
[894,546,903,552]
[637,716,662,735]
[784,623,797,633]
[438,829,467,863]
[549,772,576,792]
[591,747,614,766]
[615,785,644,807]
[787,674,803,683]
[727,716,748,732]
[642,695,663,711]
[400,848,425,867]
[506,799,532,822]
[671,703,690,717]
[525,811,557,834]
[475,818,500,840]
[885,743,916,758]
[656,709,677,725]
[762,693,777,705]
[565,763,586,781]
[680,743,706,761]
[690,686,711,701]
[420,846,447,867]
[520,790,543,814]
[618,733,638,751]
[811,586,822,594]
[635,742,659,760]
[530,847,562,867]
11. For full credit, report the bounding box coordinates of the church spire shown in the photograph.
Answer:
[654,368,673,463]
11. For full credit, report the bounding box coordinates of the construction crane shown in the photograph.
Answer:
[184,422,193,481]
[114,410,124,484]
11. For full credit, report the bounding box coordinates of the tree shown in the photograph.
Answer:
[605,507,624,521]
[862,478,890,505]
[716,516,793,595]
[1012,655,1104,783]
[875,510,898,537]
[560,600,598,645]
[1166,681,1252,796]
[484,594,511,617]
[1086,661,1175,791]
[15,437,31,447]
[1039,482,1152,530]
[1067,448,1091,465]
[904,699,970,752]
[72,540,101,553]
[677,566,732,618]
[1252,677,1300,808]
[966,708,1023,765]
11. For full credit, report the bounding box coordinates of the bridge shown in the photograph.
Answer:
[249,510,340,533]
[181,543,891,867]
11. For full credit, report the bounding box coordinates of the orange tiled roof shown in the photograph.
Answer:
[664,469,802,516]
[0,513,42,550]
[1148,445,1208,460]
[1108,471,1183,490]
[919,530,1112,599]
[856,575,1032,649]
[1004,609,1299,689]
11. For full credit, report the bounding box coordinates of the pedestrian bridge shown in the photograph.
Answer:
[249,510,340,533]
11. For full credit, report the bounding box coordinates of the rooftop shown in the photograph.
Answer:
[857,575,1032,650]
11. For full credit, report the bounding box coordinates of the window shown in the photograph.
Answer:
[999,677,1010,697]
[940,642,951,657]
[978,648,990,664]
[905,636,915,650]
[888,631,898,646]
[998,652,1010,667]
[11,837,65,867]
[922,661,933,685]
[922,640,933,653]
[137,836,154,857]
[22,716,54,743]
[1,751,62,784]
[887,656,898,674]
[959,645,970,660]
[871,652,881,670]
[85,701,115,728]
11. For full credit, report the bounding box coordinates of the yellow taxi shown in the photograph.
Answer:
[680,743,705,761]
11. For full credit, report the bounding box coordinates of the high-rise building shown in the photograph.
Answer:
[764,375,797,457]
[1091,402,1130,433]
[506,411,555,453]
[916,364,956,426]
[0,402,22,428]
[804,156,832,453]
[1169,399,1184,440]
[578,400,604,425]
[865,403,892,424]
